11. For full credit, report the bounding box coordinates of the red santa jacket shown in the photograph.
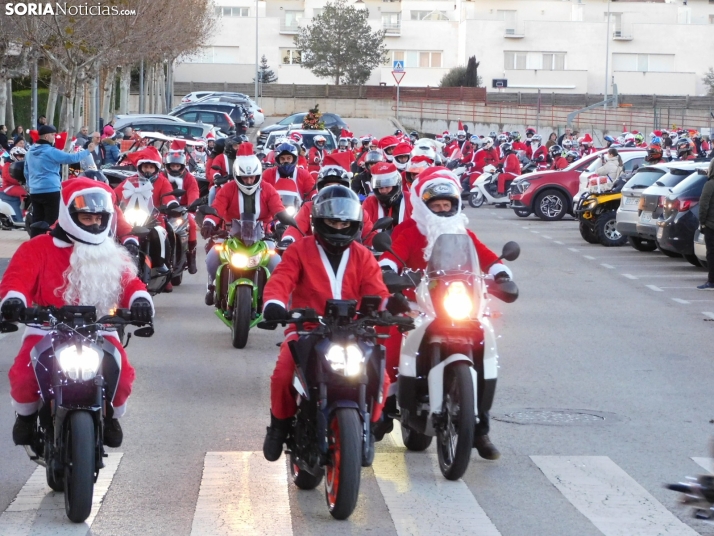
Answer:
[205,180,284,227]
[471,148,499,172]
[307,147,326,172]
[1,162,26,198]
[530,145,549,163]
[210,153,232,182]
[552,156,568,170]
[263,236,389,333]
[379,218,500,274]
[502,153,522,175]
[165,171,200,207]
[460,141,474,161]
[0,234,150,313]
[115,174,177,209]
[512,141,528,153]
[205,155,216,186]
[261,166,315,201]
[362,193,412,226]
[282,199,375,245]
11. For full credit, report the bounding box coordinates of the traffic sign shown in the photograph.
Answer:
[392,60,404,72]
[392,71,405,85]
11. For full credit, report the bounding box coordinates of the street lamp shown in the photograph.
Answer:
[604,0,611,109]
[255,0,259,104]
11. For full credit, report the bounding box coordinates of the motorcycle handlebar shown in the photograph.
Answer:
[257,309,414,331]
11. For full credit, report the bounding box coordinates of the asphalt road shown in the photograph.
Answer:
[1,120,713,535]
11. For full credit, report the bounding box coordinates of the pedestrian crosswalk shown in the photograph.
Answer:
[0,444,707,535]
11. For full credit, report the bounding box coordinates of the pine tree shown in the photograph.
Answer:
[256,55,277,84]
[302,103,325,130]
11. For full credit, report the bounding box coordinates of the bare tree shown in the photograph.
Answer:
[0,19,30,126]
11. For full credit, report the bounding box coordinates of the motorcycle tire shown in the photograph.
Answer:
[171,272,183,286]
[325,408,362,520]
[290,452,323,490]
[436,363,475,481]
[231,285,252,349]
[628,236,658,252]
[468,191,485,208]
[45,430,64,492]
[64,411,95,523]
[514,208,531,218]
[595,211,627,247]
[684,253,702,267]
[401,423,432,451]
[579,221,599,245]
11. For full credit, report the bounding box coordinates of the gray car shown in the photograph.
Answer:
[616,163,669,251]
[112,117,213,139]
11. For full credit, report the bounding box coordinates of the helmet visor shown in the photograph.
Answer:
[313,197,362,222]
[372,173,400,189]
[69,191,114,214]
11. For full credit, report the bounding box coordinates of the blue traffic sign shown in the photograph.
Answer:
[392,60,404,72]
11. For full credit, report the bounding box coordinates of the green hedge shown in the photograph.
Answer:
[11,89,62,131]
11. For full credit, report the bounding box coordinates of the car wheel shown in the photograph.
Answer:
[579,220,599,244]
[628,237,658,252]
[534,190,568,221]
[684,253,702,267]
[657,242,682,258]
[596,211,627,247]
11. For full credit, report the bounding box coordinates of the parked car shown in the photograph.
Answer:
[615,163,669,251]
[181,91,217,103]
[634,163,702,255]
[171,109,236,135]
[114,114,185,125]
[193,95,265,127]
[694,229,707,268]
[509,149,646,221]
[111,118,212,139]
[263,129,337,152]
[656,167,709,266]
[257,112,348,149]
[169,102,249,135]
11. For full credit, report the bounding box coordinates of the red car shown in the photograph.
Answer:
[508,148,647,220]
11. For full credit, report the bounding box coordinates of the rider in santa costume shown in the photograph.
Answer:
[261,142,316,201]
[1,178,153,448]
[362,162,412,231]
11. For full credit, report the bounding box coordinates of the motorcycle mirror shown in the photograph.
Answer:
[487,280,519,303]
[198,205,219,217]
[372,217,394,232]
[132,226,151,238]
[30,221,50,233]
[276,211,300,230]
[163,189,185,198]
[0,322,19,333]
[371,232,393,253]
[133,326,154,338]
[500,241,520,262]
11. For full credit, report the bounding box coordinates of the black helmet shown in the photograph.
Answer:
[549,145,563,158]
[224,136,240,159]
[676,139,692,156]
[409,131,419,139]
[394,129,403,136]
[501,142,513,154]
[212,138,226,156]
[79,170,109,184]
[316,166,350,190]
[311,185,363,255]
[9,161,25,184]
[364,149,385,168]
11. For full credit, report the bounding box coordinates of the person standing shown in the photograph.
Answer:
[697,159,714,290]
[557,127,572,146]
[545,132,558,149]
[36,115,47,130]
[0,125,10,151]
[24,125,94,235]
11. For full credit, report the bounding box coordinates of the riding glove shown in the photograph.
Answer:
[386,293,411,315]
[263,303,288,322]
[1,298,25,321]
[201,221,215,240]
[130,298,153,323]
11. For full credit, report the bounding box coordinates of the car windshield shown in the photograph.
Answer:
[302,133,336,150]
[279,114,305,125]
[670,171,707,196]
[654,168,696,187]
[624,169,666,190]
[427,234,479,276]
[566,155,596,171]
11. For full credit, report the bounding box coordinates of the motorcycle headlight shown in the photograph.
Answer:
[325,344,365,377]
[230,252,263,269]
[124,208,149,227]
[443,281,474,320]
[285,205,297,216]
[58,345,101,381]
[173,218,184,226]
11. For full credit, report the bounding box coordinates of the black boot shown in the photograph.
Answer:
[263,413,290,462]
[12,413,37,446]
[205,283,215,306]
[473,434,500,460]
[187,241,198,275]
[103,418,123,448]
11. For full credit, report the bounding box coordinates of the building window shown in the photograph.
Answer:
[281,49,302,65]
[496,9,517,33]
[382,13,401,31]
[215,6,250,17]
[410,10,448,21]
[386,50,442,68]
[504,51,565,70]
[284,10,304,28]
[612,53,674,72]
[709,14,714,24]
[186,46,241,64]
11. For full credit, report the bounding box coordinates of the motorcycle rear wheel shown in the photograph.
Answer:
[401,423,432,451]
[171,272,183,286]
[64,411,95,523]
[325,408,362,520]
[231,286,252,349]
[468,191,485,208]
[436,363,475,481]
[290,452,323,490]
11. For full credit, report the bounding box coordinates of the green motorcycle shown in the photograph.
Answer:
[202,207,286,348]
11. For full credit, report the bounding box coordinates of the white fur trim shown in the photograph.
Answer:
[52,237,73,248]
[22,326,46,341]
[112,401,127,418]
[58,186,114,245]
[166,200,179,207]
[316,244,349,299]
[488,263,513,279]
[378,258,399,272]
[122,237,139,246]
[1,290,28,310]
[11,398,41,416]
[264,299,287,309]
[128,290,155,317]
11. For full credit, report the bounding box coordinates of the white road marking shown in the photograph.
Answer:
[583,255,595,260]
[703,312,714,321]
[0,452,122,536]
[190,452,292,536]
[388,423,405,449]
[373,453,501,536]
[622,274,638,280]
[554,241,564,245]
[497,216,504,220]
[646,285,663,292]
[521,226,529,230]
[672,298,690,304]
[531,230,540,234]
[531,456,698,536]
[568,248,580,252]
[625,274,703,279]
[601,264,615,269]
[542,235,552,239]
[692,457,712,473]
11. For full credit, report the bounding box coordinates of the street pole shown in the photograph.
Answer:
[139,59,144,114]
[255,0,259,104]
[396,84,400,124]
[604,0,611,109]
[31,57,37,129]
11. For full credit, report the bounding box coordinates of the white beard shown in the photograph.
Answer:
[60,239,138,317]
[410,195,469,262]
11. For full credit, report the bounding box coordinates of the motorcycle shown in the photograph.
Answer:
[668,441,714,523]
[0,305,152,523]
[200,206,296,349]
[0,197,26,230]
[374,233,519,480]
[467,165,517,209]
[258,298,414,519]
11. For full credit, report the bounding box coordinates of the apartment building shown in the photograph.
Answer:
[174,0,714,95]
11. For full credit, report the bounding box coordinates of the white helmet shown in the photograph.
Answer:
[233,154,263,195]
[10,146,26,159]
[411,143,437,164]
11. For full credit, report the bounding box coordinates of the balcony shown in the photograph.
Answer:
[280,22,301,34]
[612,30,633,41]
[383,22,401,35]
[504,24,525,38]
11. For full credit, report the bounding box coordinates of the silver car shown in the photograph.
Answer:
[694,229,707,268]
[635,162,701,248]
[616,164,669,251]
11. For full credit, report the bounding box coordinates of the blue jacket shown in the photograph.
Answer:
[24,141,91,194]
[101,139,120,165]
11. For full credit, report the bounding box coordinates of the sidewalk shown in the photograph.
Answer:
[0,230,28,276]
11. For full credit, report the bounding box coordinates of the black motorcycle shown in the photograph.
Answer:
[259,299,413,520]
[0,305,152,523]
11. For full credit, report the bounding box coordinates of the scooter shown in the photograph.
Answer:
[374,233,519,481]
[0,198,26,230]
[467,165,517,209]
[0,305,152,523]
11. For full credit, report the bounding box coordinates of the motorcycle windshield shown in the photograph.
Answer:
[426,234,479,277]
[122,196,154,227]
[279,193,301,216]
[230,218,264,246]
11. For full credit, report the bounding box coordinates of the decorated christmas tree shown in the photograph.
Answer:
[302,104,325,130]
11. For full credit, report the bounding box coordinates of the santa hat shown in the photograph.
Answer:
[410,166,461,208]
[323,151,351,171]
[127,146,162,168]
[581,133,593,144]
[393,142,412,157]
[289,132,303,144]
[29,130,39,143]
[170,139,187,151]
[653,130,663,137]
[458,120,464,131]
[54,132,68,150]
[378,135,399,150]
[406,155,431,175]
[237,142,254,156]
[206,132,215,140]
[359,135,371,143]
[340,128,354,139]
[58,177,115,245]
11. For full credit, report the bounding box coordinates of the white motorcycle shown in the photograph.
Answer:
[467,164,515,209]
[375,233,519,480]
[0,198,26,230]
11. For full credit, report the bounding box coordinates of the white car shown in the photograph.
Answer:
[184,92,265,127]
[180,91,218,103]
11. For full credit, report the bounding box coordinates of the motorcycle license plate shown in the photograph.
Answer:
[640,213,652,224]
[657,226,663,239]
[624,197,638,205]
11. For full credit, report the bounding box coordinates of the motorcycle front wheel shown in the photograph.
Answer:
[468,191,485,208]
[64,411,95,523]
[325,408,362,520]
[436,363,475,481]
[401,423,432,451]
[290,452,324,490]
[231,285,252,349]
